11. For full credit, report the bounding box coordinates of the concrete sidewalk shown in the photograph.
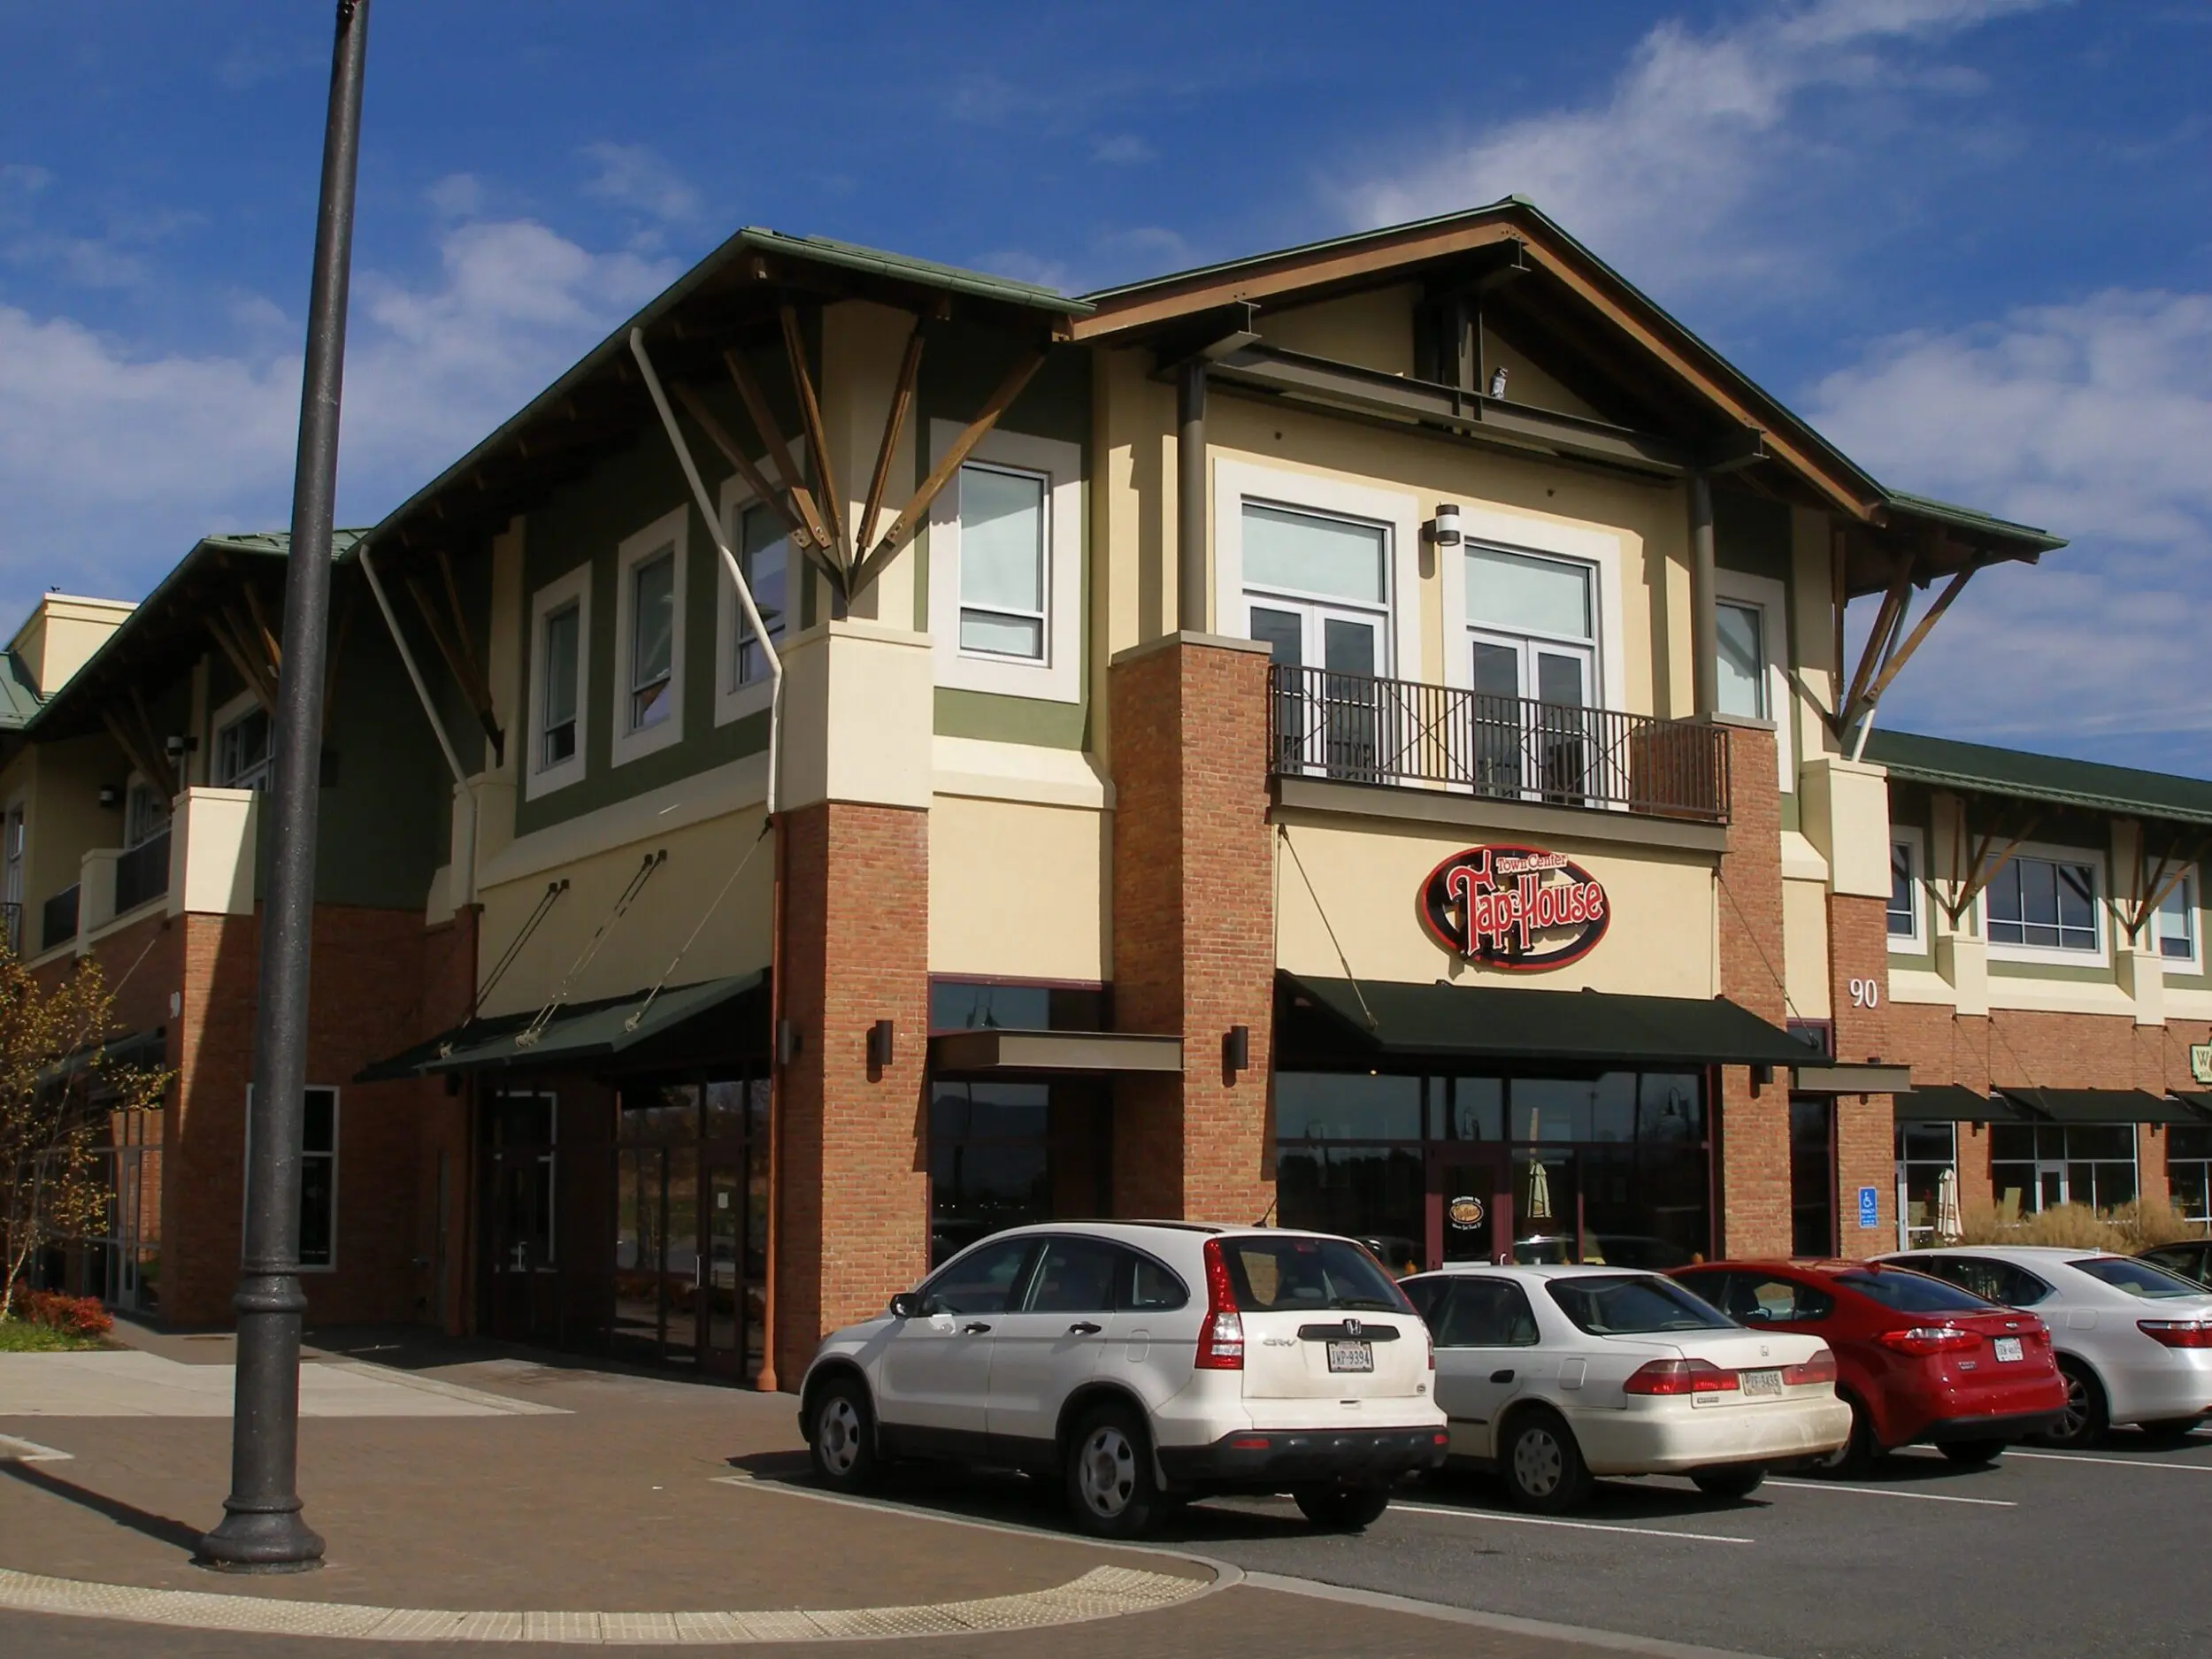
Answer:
[0,1342,1752,1656]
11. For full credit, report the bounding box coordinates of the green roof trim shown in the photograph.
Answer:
[1881,492,2063,554]
[733,228,1087,314]
[1865,729,2212,828]
[0,649,42,732]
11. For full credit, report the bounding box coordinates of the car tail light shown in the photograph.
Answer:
[1877,1325,1979,1356]
[1194,1239,1244,1371]
[2139,1320,2212,1349]
[1783,1347,1838,1386]
[1624,1358,1740,1396]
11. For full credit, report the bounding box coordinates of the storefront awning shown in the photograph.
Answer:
[1998,1087,2197,1125]
[357,973,764,1082]
[1279,973,1817,1067]
[2171,1093,2212,1122]
[928,1029,1183,1073]
[1893,1086,2022,1123]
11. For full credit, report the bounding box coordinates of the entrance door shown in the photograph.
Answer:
[1253,602,1387,780]
[1789,1096,1837,1256]
[2035,1162,2068,1211]
[1471,634,1597,803]
[1426,1152,1511,1271]
[697,1157,748,1380]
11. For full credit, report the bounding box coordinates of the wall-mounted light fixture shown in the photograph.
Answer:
[776,1018,802,1067]
[1424,503,1463,547]
[867,1018,895,1071]
[1488,365,1509,398]
[1224,1025,1251,1077]
[97,784,122,809]
[1751,1063,1775,1090]
[164,733,197,764]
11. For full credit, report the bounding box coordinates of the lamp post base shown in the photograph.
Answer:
[194,1504,326,1573]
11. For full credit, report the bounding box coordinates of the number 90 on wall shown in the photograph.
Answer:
[1847,976,1880,1009]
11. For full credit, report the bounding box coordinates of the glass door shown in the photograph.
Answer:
[1254,602,1386,779]
[1471,634,1596,803]
[1425,1151,1511,1271]
[480,1091,557,1344]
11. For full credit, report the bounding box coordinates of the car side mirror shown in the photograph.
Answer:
[889,1291,926,1319]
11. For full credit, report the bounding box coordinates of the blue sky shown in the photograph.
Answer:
[0,1,2206,767]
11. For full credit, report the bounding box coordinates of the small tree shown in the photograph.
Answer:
[0,952,169,1320]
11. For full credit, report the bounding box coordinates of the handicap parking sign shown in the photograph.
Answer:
[1857,1185,1880,1230]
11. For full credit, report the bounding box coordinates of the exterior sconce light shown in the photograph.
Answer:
[165,733,196,763]
[776,1018,802,1067]
[97,784,123,809]
[1751,1063,1775,1089]
[867,1018,895,1071]
[1425,503,1463,547]
[1488,365,1509,398]
[1224,1025,1251,1076]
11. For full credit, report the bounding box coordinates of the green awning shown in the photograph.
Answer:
[1894,1086,2022,1123]
[1280,973,1816,1067]
[2171,1094,2212,1122]
[357,973,764,1082]
[1999,1087,2195,1125]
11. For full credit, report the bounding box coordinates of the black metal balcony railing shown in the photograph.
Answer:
[114,830,172,916]
[1267,664,1731,823]
[41,885,80,953]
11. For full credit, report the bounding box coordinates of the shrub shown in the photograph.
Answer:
[6,1284,112,1336]
[1939,1197,2200,1254]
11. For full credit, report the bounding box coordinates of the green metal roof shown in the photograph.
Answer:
[1881,492,2063,554]
[1864,730,2212,829]
[734,228,1087,315]
[0,650,42,732]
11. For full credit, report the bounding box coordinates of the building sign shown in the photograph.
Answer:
[1448,1195,1486,1230]
[1417,843,1610,972]
[2193,1044,2212,1087]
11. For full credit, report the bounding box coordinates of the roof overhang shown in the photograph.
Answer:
[928,1029,1183,1074]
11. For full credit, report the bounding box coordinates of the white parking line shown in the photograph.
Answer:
[1764,1478,2015,1508]
[1389,1501,1755,1545]
[2007,1449,2212,1472]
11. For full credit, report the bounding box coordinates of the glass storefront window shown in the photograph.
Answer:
[1275,1144,1425,1273]
[1445,1078,1503,1141]
[928,1079,1110,1266]
[1990,1122,2139,1213]
[1276,1071,1423,1141]
[929,979,1109,1033]
[1895,1119,1959,1247]
[2170,1125,2212,1228]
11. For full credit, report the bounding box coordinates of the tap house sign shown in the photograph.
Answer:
[1418,843,1610,972]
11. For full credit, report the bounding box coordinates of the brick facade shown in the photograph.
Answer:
[1714,722,1790,1257]
[1107,638,1277,1226]
[771,800,932,1386]
[1827,893,1895,1257]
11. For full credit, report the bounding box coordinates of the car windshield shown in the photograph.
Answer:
[1547,1275,1736,1336]
[1218,1236,1411,1314]
[1839,1271,1993,1314]
[2070,1256,2203,1300]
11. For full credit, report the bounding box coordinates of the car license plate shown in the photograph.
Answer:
[1326,1340,1374,1373]
[1740,1369,1783,1398]
[1994,1336,2024,1363]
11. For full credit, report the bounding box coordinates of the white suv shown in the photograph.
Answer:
[798,1222,1448,1536]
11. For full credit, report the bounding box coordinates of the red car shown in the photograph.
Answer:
[1671,1260,2067,1473]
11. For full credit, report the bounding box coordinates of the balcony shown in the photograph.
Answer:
[1267,664,1731,824]
[42,885,80,953]
[114,830,172,916]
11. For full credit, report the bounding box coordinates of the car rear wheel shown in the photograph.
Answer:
[2034,1359,2108,1450]
[1064,1406,1161,1539]
[1689,1465,1766,1500]
[1809,1392,1879,1479]
[808,1376,881,1494]
[1293,1483,1393,1531]
[1501,1410,1592,1513]
[1939,1439,2006,1467]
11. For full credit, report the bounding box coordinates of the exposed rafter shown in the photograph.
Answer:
[208,606,279,714]
[403,558,506,767]
[1941,794,2043,926]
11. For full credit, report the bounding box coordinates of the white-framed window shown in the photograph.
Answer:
[1713,568,1792,787]
[928,423,1082,703]
[2154,868,2200,970]
[1436,503,1628,716]
[124,779,169,850]
[715,475,791,727]
[1982,844,2107,963]
[243,1086,339,1271]
[611,507,687,765]
[1888,826,1926,951]
[526,564,591,799]
[1213,458,1423,683]
[211,696,272,791]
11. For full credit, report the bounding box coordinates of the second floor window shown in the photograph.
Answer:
[628,548,676,730]
[1715,600,1767,719]
[540,603,580,768]
[125,782,169,849]
[1466,545,1595,710]
[1888,838,1919,941]
[1243,501,1390,678]
[1985,854,2099,952]
[956,463,1048,660]
[2155,874,2197,964]
[215,707,271,790]
[733,502,787,687]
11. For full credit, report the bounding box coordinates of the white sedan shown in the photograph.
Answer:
[1402,1263,1851,1511]
[1878,1245,2212,1447]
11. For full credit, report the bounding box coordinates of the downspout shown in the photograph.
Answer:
[1178,360,1209,634]
[628,326,787,1391]
[360,544,476,909]
[1689,472,1718,721]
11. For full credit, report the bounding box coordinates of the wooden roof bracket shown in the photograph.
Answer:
[779,301,849,580]
[209,608,279,713]
[403,564,505,768]
[668,382,810,553]
[720,346,834,562]
[1941,795,2042,926]
[102,687,177,803]
[2122,826,2210,943]
[855,317,926,562]
[1839,546,1974,758]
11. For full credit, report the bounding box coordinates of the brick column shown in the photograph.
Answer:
[1715,722,1790,1257]
[1828,892,1895,1256]
[772,800,931,1386]
[1108,635,1277,1225]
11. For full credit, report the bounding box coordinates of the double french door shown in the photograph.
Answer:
[1470,634,1598,803]
[1254,601,1386,778]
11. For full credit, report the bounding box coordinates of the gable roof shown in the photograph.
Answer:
[1865,729,2212,829]
[1076,198,2062,581]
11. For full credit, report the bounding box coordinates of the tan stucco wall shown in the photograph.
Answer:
[9,595,133,698]
[928,794,1109,981]
[1783,875,1833,1018]
[824,300,922,628]
[1273,810,1718,999]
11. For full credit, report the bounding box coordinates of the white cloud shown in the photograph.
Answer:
[578,142,700,225]
[0,216,672,613]
[1338,0,2049,291]
[1091,134,1155,165]
[1813,289,2212,763]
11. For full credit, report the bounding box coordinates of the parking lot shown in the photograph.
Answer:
[744,1426,2212,1659]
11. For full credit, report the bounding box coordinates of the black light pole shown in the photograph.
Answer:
[196,0,370,1573]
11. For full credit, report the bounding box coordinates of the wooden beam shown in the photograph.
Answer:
[321,584,358,741]
[1941,806,2042,926]
[856,349,1048,588]
[1840,570,1909,733]
[126,686,177,801]
[779,303,846,568]
[213,608,279,711]
[670,383,810,550]
[102,710,166,803]
[722,347,832,552]
[856,319,925,559]
[241,583,282,675]
[1830,526,1847,724]
[1861,566,1974,712]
